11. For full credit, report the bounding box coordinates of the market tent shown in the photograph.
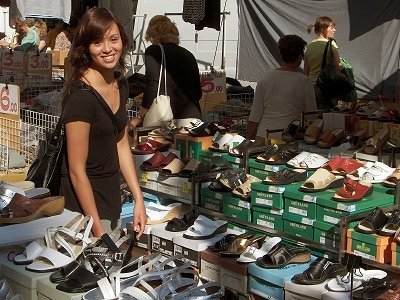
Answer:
[237,0,400,99]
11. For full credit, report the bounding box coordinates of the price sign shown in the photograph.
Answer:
[200,70,225,94]
[199,69,227,113]
[27,52,51,72]
[0,83,20,116]
[25,73,52,87]
[1,50,25,72]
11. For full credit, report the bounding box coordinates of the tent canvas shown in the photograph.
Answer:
[237,0,400,99]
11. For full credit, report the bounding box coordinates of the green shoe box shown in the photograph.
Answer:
[284,183,333,204]
[347,229,392,263]
[200,187,231,212]
[284,198,316,219]
[315,204,376,225]
[226,155,244,169]
[251,182,285,209]
[248,158,285,180]
[316,190,395,214]
[391,243,400,267]
[313,220,340,247]
[282,212,314,241]
[222,195,251,222]
[227,222,249,233]
[198,150,229,164]
[252,205,284,231]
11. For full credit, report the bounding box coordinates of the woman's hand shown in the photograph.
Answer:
[132,201,147,239]
[129,117,142,129]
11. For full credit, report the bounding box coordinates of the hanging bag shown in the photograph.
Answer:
[26,84,120,196]
[316,39,355,98]
[143,44,174,127]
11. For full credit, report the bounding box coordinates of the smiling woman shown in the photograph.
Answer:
[60,7,147,239]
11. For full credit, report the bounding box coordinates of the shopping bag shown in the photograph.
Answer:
[143,44,173,127]
[316,40,355,98]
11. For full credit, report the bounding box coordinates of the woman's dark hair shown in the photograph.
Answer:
[278,35,307,63]
[65,7,129,95]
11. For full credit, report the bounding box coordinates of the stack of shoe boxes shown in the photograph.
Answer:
[222,194,252,223]
[251,182,285,232]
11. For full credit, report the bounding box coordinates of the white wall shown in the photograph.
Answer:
[0,7,15,42]
[134,0,239,78]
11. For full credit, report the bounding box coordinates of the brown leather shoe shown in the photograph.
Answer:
[0,193,64,224]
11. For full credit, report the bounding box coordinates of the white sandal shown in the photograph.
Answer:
[26,215,94,272]
[13,213,84,265]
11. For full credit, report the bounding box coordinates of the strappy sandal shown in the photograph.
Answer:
[218,169,248,191]
[263,147,298,165]
[231,175,261,199]
[255,144,280,163]
[26,215,95,272]
[255,242,311,269]
[13,213,85,265]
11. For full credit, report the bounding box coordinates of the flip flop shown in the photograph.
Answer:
[237,236,281,263]
[183,215,227,240]
[299,168,344,192]
[146,202,182,225]
[255,242,311,269]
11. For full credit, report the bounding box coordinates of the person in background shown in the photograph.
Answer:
[130,15,202,128]
[0,18,39,52]
[61,7,146,238]
[54,24,73,50]
[247,35,317,143]
[304,16,342,110]
[34,19,48,52]
[46,19,64,50]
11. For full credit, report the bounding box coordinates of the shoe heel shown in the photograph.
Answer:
[41,196,65,217]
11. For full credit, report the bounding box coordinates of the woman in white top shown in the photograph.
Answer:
[304,16,342,109]
[247,35,317,142]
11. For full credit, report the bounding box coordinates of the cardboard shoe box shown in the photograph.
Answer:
[200,249,222,282]
[0,260,49,300]
[37,277,84,300]
[151,225,184,257]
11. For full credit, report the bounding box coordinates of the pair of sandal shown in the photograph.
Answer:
[50,230,131,293]
[287,151,329,170]
[209,133,245,153]
[354,207,398,235]
[255,242,311,269]
[256,145,298,165]
[348,161,395,184]
[131,137,170,155]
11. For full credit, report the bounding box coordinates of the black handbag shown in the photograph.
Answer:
[26,84,120,196]
[26,117,64,196]
[316,39,355,98]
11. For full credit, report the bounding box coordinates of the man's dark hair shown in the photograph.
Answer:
[278,35,307,63]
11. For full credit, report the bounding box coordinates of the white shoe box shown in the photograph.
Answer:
[0,259,49,300]
[0,209,80,247]
[36,278,85,300]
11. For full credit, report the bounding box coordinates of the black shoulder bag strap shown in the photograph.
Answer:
[83,84,120,135]
[321,39,333,68]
